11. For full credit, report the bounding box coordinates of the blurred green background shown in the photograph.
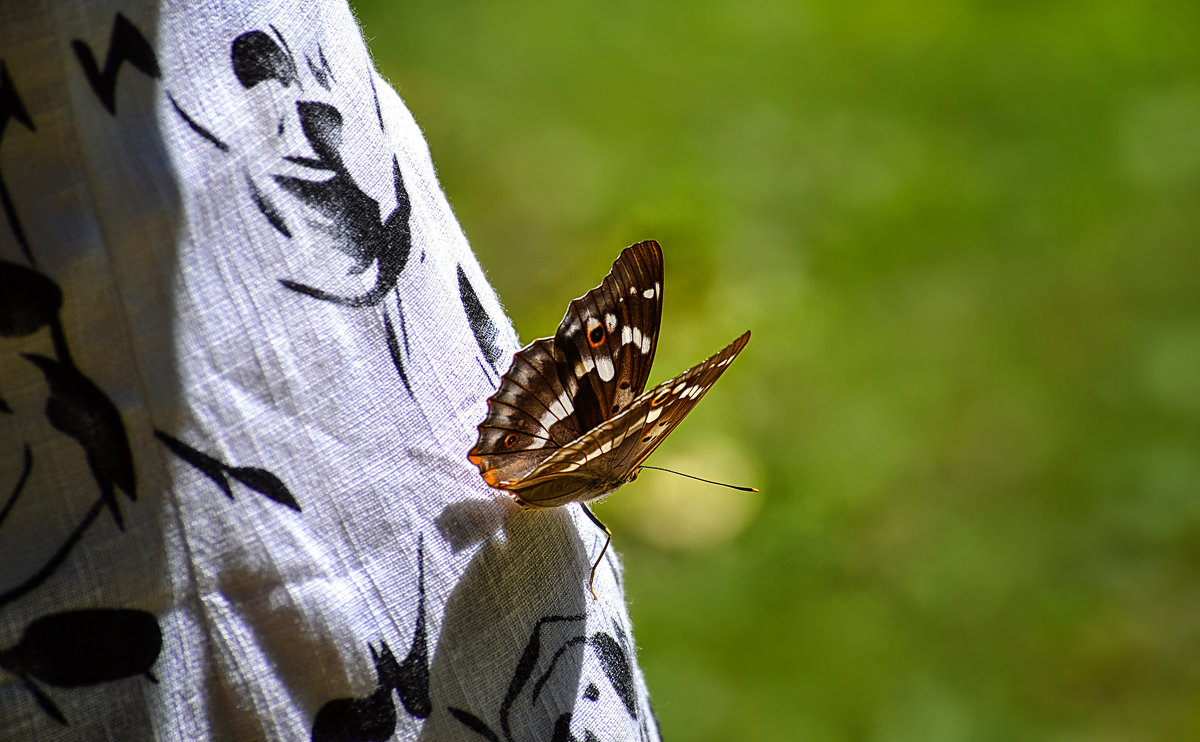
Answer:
[353,1,1200,739]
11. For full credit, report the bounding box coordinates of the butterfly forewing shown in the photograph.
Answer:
[617,329,750,473]
[522,330,751,502]
[469,338,582,487]
[553,241,662,431]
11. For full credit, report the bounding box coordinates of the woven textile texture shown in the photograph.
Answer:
[0,2,661,739]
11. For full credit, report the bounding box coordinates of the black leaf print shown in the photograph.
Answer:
[0,445,127,609]
[382,309,412,395]
[499,614,585,742]
[275,110,411,309]
[232,29,299,89]
[153,430,231,497]
[311,645,398,742]
[446,707,501,742]
[0,260,71,362]
[311,689,395,742]
[0,444,33,527]
[247,172,291,236]
[551,716,606,742]
[227,466,300,510]
[387,533,430,717]
[369,75,384,131]
[23,354,135,530]
[0,61,37,264]
[532,636,588,703]
[0,260,61,337]
[550,713,577,742]
[307,48,333,90]
[154,430,301,512]
[0,609,162,724]
[588,632,636,720]
[475,356,497,386]
[610,618,628,650]
[319,47,336,85]
[310,536,431,739]
[457,264,504,368]
[1,609,161,687]
[447,613,652,742]
[22,675,67,725]
[168,93,229,152]
[70,13,161,115]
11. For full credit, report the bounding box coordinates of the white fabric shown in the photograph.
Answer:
[0,2,661,739]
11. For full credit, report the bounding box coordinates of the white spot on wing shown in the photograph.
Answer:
[538,393,571,431]
[646,406,663,423]
[605,313,617,332]
[621,325,650,354]
[643,288,655,299]
[596,355,615,382]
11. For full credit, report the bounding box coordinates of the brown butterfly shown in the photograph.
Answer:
[469,241,751,597]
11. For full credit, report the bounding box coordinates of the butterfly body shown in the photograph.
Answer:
[468,241,749,593]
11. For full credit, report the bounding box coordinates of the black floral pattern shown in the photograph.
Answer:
[1,10,650,739]
[448,613,651,742]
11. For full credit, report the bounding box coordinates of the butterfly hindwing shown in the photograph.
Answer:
[469,338,581,487]
[553,241,662,432]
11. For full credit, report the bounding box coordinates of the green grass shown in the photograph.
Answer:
[353,1,1200,738]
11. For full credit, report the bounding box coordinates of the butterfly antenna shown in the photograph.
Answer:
[639,465,759,492]
[579,504,612,600]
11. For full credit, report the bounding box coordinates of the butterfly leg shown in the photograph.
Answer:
[579,504,612,600]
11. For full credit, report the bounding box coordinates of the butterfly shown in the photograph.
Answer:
[468,240,751,597]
